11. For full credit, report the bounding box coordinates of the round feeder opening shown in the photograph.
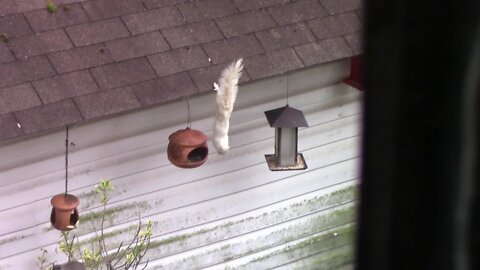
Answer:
[188,147,208,162]
[50,207,79,231]
[50,208,55,224]
[69,209,79,229]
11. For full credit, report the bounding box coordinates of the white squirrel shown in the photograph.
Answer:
[213,59,243,154]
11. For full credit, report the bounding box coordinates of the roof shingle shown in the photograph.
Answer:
[24,4,89,32]
[74,86,141,120]
[0,84,42,114]
[202,34,265,64]
[90,57,157,90]
[0,114,23,140]
[189,63,251,93]
[0,43,14,64]
[81,0,145,20]
[0,56,55,88]
[148,46,210,77]
[178,0,238,23]
[14,99,83,134]
[105,32,170,61]
[255,22,316,51]
[216,9,276,38]
[294,37,353,66]
[122,7,185,34]
[162,21,223,49]
[308,12,362,40]
[0,14,32,37]
[132,72,198,106]
[344,32,364,54]
[319,0,363,15]
[10,29,73,58]
[233,0,290,12]
[66,18,130,46]
[0,0,44,16]
[143,0,191,9]
[268,0,327,25]
[244,48,304,80]
[33,70,100,104]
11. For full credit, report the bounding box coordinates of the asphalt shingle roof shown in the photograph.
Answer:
[0,0,363,142]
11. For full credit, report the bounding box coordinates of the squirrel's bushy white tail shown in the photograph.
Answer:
[213,59,243,154]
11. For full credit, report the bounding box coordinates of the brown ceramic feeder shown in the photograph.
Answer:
[50,193,80,231]
[168,128,208,168]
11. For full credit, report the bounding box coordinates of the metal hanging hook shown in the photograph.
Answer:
[186,97,192,129]
[286,73,290,106]
[65,125,69,196]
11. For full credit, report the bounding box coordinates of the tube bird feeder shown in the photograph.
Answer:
[264,105,308,171]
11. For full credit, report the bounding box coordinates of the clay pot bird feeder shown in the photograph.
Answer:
[50,193,80,231]
[168,128,209,168]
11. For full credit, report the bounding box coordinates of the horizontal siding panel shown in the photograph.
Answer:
[273,244,355,270]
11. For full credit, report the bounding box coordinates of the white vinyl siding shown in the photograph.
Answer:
[0,60,361,269]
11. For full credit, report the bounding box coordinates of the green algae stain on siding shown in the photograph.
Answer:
[79,201,150,223]
[150,206,357,269]
[283,244,354,270]
[149,233,192,249]
[0,234,32,246]
[249,224,356,268]
[300,244,355,270]
[73,220,158,253]
[77,224,138,247]
[146,184,358,264]
[61,184,357,269]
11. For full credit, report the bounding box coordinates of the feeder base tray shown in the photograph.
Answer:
[265,154,308,171]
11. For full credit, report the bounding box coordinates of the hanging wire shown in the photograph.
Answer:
[65,125,69,196]
[286,73,290,106]
[186,97,192,128]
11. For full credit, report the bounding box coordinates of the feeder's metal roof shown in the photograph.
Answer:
[264,105,309,128]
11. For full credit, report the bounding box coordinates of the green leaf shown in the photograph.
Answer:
[82,248,102,267]
[139,222,153,238]
[126,252,135,263]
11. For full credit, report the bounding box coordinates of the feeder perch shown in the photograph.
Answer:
[168,128,208,168]
[264,105,308,171]
[50,194,80,231]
